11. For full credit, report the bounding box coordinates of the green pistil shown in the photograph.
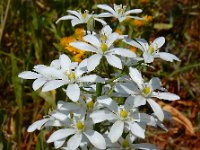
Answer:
[143,86,151,95]
[121,139,129,148]
[87,100,94,110]
[101,43,108,53]
[148,45,155,54]
[120,109,128,119]
[76,121,85,130]
[68,72,76,81]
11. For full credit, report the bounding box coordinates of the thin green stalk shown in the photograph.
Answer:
[0,0,11,44]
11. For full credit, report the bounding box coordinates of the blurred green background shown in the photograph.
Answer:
[0,0,200,149]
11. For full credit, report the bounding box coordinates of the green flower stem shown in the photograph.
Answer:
[96,83,103,97]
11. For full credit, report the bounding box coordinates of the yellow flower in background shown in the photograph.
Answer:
[60,34,85,63]
[143,15,153,23]
[133,19,144,27]
[74,28,85,40]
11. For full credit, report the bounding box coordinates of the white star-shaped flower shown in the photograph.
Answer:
[97,3,143,22]
[70,25,136,72]
[90,96,153,143]
[47,115,106,150]
[115,67,180,121]
[56,10,106,27]
[124,37,180,63]
[19,54,105,102]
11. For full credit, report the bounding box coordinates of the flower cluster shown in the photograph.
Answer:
[19,3,180,150]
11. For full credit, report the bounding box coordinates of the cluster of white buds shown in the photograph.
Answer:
[19,3,180,150]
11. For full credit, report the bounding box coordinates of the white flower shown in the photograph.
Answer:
[47,116,106,150]
[105,133,158,150]
[124,37,180,63]
[115,67,180,121]
[97,4,143,22]
[70,25,136,72]
[90,96,153,143]
[19,54,105,102]
[56,10,106,27]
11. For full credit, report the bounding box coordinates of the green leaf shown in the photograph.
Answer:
[154,23,173,30]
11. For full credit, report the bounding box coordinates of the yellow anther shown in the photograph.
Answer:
[101,43,108,53]
[120,109,128,119]
[76,121,85,130]
[143,86,151,95]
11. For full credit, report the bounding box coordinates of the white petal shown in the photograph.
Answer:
[152,37,165,49]
[57,101,81,111]
[70,42,99,53]
[47,128,76,143]
[123,38,144,51]
[97,12,113,18]
[125,9,143,15]
[78,75,105,83]
[67,10,83,20]
[56,15,77,24]
[97,4,116,15]
[133,143,159,150]
[18,71,41,79]
[129,67,143,89]
[67,133,82,150]
[147,99,164,121]
[27,118,49,132]
[50,59,60,69]
[84,129,106,149]
[105,54,122,69]
[129,122,145,138]
[54,139,66,149]
[90,110,117,123]
[101,25,112,36]
[106,33,119,48]
[97,96,118,112]
[71,18,82,26]
[114,83,139,95]
[59,54,71,71]
[75,58,88,77]
[136,38,149,51]
[42,80,66,92]
[66,83,80,102]
[111,48,136,58]
[149,77,161,91]
[152,92,180,101]
[94,18,107,25]
[87,54,102,72]
[125,95,146,109]
[108,120,124,143]
[32,78,47,91]
[157,52,180,62]
[83,34,101,48]
[143,52,154,63]
[51,111,68,121]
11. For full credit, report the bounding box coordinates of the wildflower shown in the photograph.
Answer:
[115,67,180,121]
[47,115,106,150]
[90,96,153,142]
[123,37,180,63]
[133,19,144,27]
[56,10,106,27]
[144,15,153,23]
[97,4,143,22]
[70,25,136,71]
[19,54,104,101]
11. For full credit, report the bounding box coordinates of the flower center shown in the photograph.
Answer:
[121,139,129,148]
[143,86,151,95]
[101,43,108,53]
[148,45,155,54]
[120,109,128,119]
[87,100,94,110]
[68,72,76,81]
[76,121,85,130]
